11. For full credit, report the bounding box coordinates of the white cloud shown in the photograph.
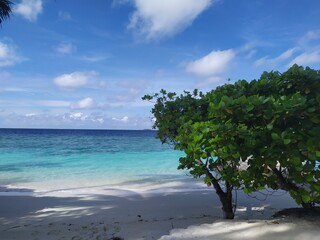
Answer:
[238,42,257,59]
[114,87,142,102]
[239,42,256,53]
[186,49,235,76]
[300,30,320,43]
[128,0,213,40]
[14,0,43,22]
[0,111,153,129]
[70,97,96,109]
[78,54,110,62]
[68,112,88,121]
[255,48,296,67]
[121,116,129,122]
[55,42,76,55]
[58,11,71,21]
[0,41,24,67]
[25,113,36,117]
[304,31,320,41]
[109,80,147,103]
[195,76,224,88]
[112,116,129,122]
[288,51,320,67]
[93,118,104,124]
[53,71,96,88]
[0,87,28,93]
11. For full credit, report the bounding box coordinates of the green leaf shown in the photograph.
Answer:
[289,190,301,204]
[301,194,311,203]
[310,116,320,123]
[243,188,251,194]
[304,173,314,182]
[313,184,320,192]
[262,97,270,104]
[283,139,291,145]
[307,107,316,113]
[316,151,320,157]
[271,133,280,140]
[267,124,273,130]
[291,157,301,166]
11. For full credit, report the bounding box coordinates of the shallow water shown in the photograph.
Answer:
[0,129,187,192]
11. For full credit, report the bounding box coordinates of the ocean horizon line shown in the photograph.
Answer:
[0,127,157,131]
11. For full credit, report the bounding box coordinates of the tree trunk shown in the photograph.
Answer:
[219,187,234,219]
[204,168,235,219]
[301,202,313,209]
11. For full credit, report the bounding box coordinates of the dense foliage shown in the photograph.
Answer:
[143,65,320,218]
[0,0,12,25]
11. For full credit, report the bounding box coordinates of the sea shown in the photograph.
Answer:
[0,128,193,195]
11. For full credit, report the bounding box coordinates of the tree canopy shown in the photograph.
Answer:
[143,65,320,219]
[0,0,12,26]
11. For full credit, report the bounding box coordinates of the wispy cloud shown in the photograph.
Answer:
[285,30,320,67]
[55,42,76,55]
[255,48,296,67]
[38,100,71,108]
[300,30,320,44]
[185,49,235,76]
[78,54,110,62]
[111,80,147,102]
[112,0,130,7]
[70,97,96,109]
[128,0,213,40]
[112,116,129,123]
[0,87,30,93]
[14,0,43,22]
[58,11,72,21]
[0,40,24,67]
[68,112,88,121]
[195,76,224,88]
[25,113,36,117]
[238,42,257,59]
[0,110,152,129]
[288,50,320,67]
[53,71,97,88]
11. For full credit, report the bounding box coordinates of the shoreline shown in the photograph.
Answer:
[0,177,207,197]
[1,181,319,239]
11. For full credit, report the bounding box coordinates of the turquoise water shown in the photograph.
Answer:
[0,129,186,192]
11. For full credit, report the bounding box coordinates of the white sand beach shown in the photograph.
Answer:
[1,181,319,240]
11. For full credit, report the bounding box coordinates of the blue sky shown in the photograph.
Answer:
[0,0,320,129]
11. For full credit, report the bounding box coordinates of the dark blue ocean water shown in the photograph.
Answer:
[0,129,185,192]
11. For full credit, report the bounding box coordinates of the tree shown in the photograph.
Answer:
[143,89,239,219]
[0,0,13,26]
[234,65,320,208]
[143,65,320,219]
